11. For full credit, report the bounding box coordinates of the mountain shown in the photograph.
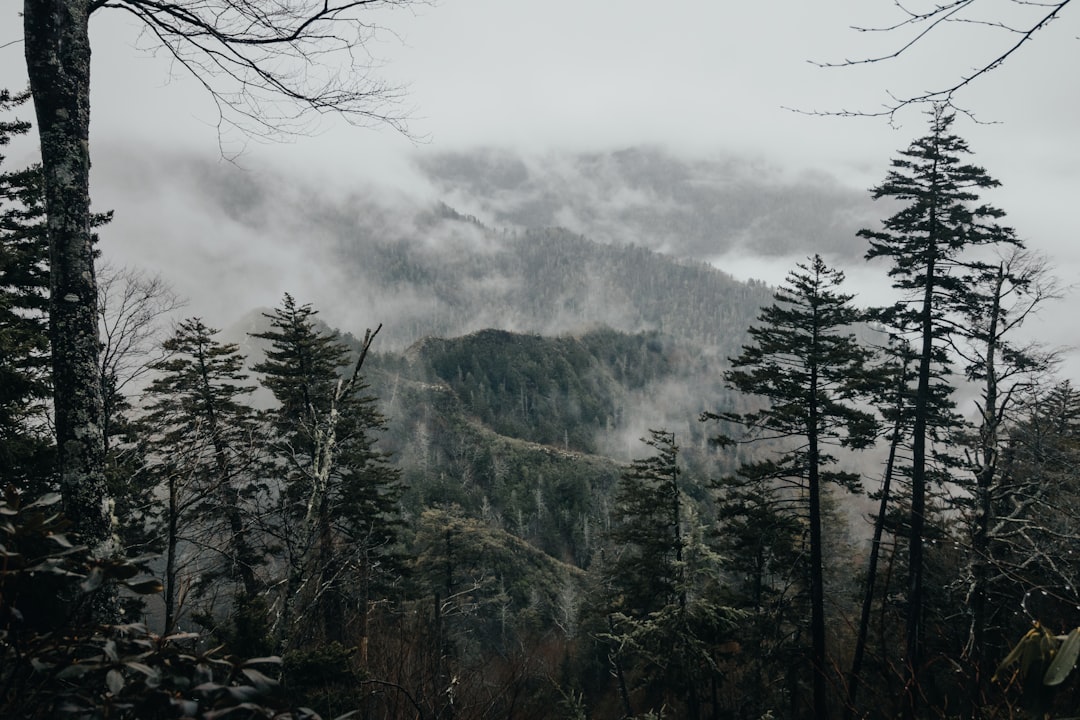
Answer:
[189,146,802,566]
[417,146,878,261]
[97,144,874,353]
[365,325,744,567]
[330,206,775,351]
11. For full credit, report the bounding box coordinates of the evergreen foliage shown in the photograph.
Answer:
[252,294,403,652]
[414,327,676,454]
[706,254,876,719]
[0,89,52,492]
[142,318,264,631]
[860,107,1024,711]
[600,430,739,719]
[607,430,685,617]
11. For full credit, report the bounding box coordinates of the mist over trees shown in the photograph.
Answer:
[4,10,1080,714]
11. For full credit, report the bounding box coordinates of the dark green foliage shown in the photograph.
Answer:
[413,505,585,644]
[370,345,628,566]
[607,430,684,617]
[862,111,1017,301]
[0,89,53,493]
[0,486,328,719]
[142,318,265,632]
[706,255,875,719]
[860,108,1023,709]
[412,328,676,453]
[197,593,276,660]
[282,642,362,719]
[253,295,403,649]
[598,431,739,719]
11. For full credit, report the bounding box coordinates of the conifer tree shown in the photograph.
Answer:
[860,107,1023,712]
[142,318,263,632]
[705,254,876,720]
[252,294,401,654]
[0,89,52,492]
[608,429,684,618]
[604,430,736,719]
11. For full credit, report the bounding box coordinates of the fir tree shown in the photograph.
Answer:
[705,254,876,720]
[142,318,264,632]
[0,89,52,492]
[608,429,684,618]
[252,294,401,655]
[604,430,737,719]
[860,107,1023,713]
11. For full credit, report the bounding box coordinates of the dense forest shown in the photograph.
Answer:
[4,59,1080,720]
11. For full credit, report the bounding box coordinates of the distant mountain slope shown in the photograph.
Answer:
[332,206,775,351]
[363,325,744,564]
[417,146,878,261]
[395,327,677,454]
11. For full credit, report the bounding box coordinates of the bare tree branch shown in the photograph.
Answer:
[801,0,1073,120]
[91,0,429,141]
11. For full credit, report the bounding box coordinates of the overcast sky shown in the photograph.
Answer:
[1,0,1077,354]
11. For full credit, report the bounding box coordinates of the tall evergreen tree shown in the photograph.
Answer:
[608,429,685,618]
[252,294,401,655]
[860,107,1023,714]
[604,430,735,719]
[0,89,52,492]
[705,254,876,720]
[142,318,264,632]
[711,453,808,716]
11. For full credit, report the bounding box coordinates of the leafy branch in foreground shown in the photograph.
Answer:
[0,486,342,718]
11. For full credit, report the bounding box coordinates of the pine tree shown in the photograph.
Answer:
[142,318,264,633]
[0,89,52,492]
[705,254,876,720]
[860,107,1023,713]
[604,430,736,719]
[608,429,684,618]
[252,294,401,655]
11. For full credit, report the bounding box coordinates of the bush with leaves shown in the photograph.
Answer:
[0,486,343,719]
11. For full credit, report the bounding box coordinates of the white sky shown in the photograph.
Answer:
[1,0,1077,357]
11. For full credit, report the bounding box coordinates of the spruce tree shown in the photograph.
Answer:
[705,254,876,720]
[604,429,736,718]
[0,89,52,492]
[252,294,401,654]
[860,107,1022,713]
[142,318,263,632]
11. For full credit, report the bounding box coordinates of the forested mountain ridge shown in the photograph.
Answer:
[356,324,739,565]
[98,145,805,350]
[330,205,776,351]
[417,146,880,261]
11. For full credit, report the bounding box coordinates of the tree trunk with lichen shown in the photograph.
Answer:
[23,0,113,572]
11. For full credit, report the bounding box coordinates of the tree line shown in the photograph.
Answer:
[5,85,1080,719]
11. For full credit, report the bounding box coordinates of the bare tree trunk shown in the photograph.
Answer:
[24,0,113,619]
[847,369,907,720]
[966,263,1004,718]
[164,473,180,634]
[904,231,938,720]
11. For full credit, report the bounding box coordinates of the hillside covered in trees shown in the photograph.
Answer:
[5,76,1080,720]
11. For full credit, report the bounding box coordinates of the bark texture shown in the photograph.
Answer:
[24,0,112,552]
